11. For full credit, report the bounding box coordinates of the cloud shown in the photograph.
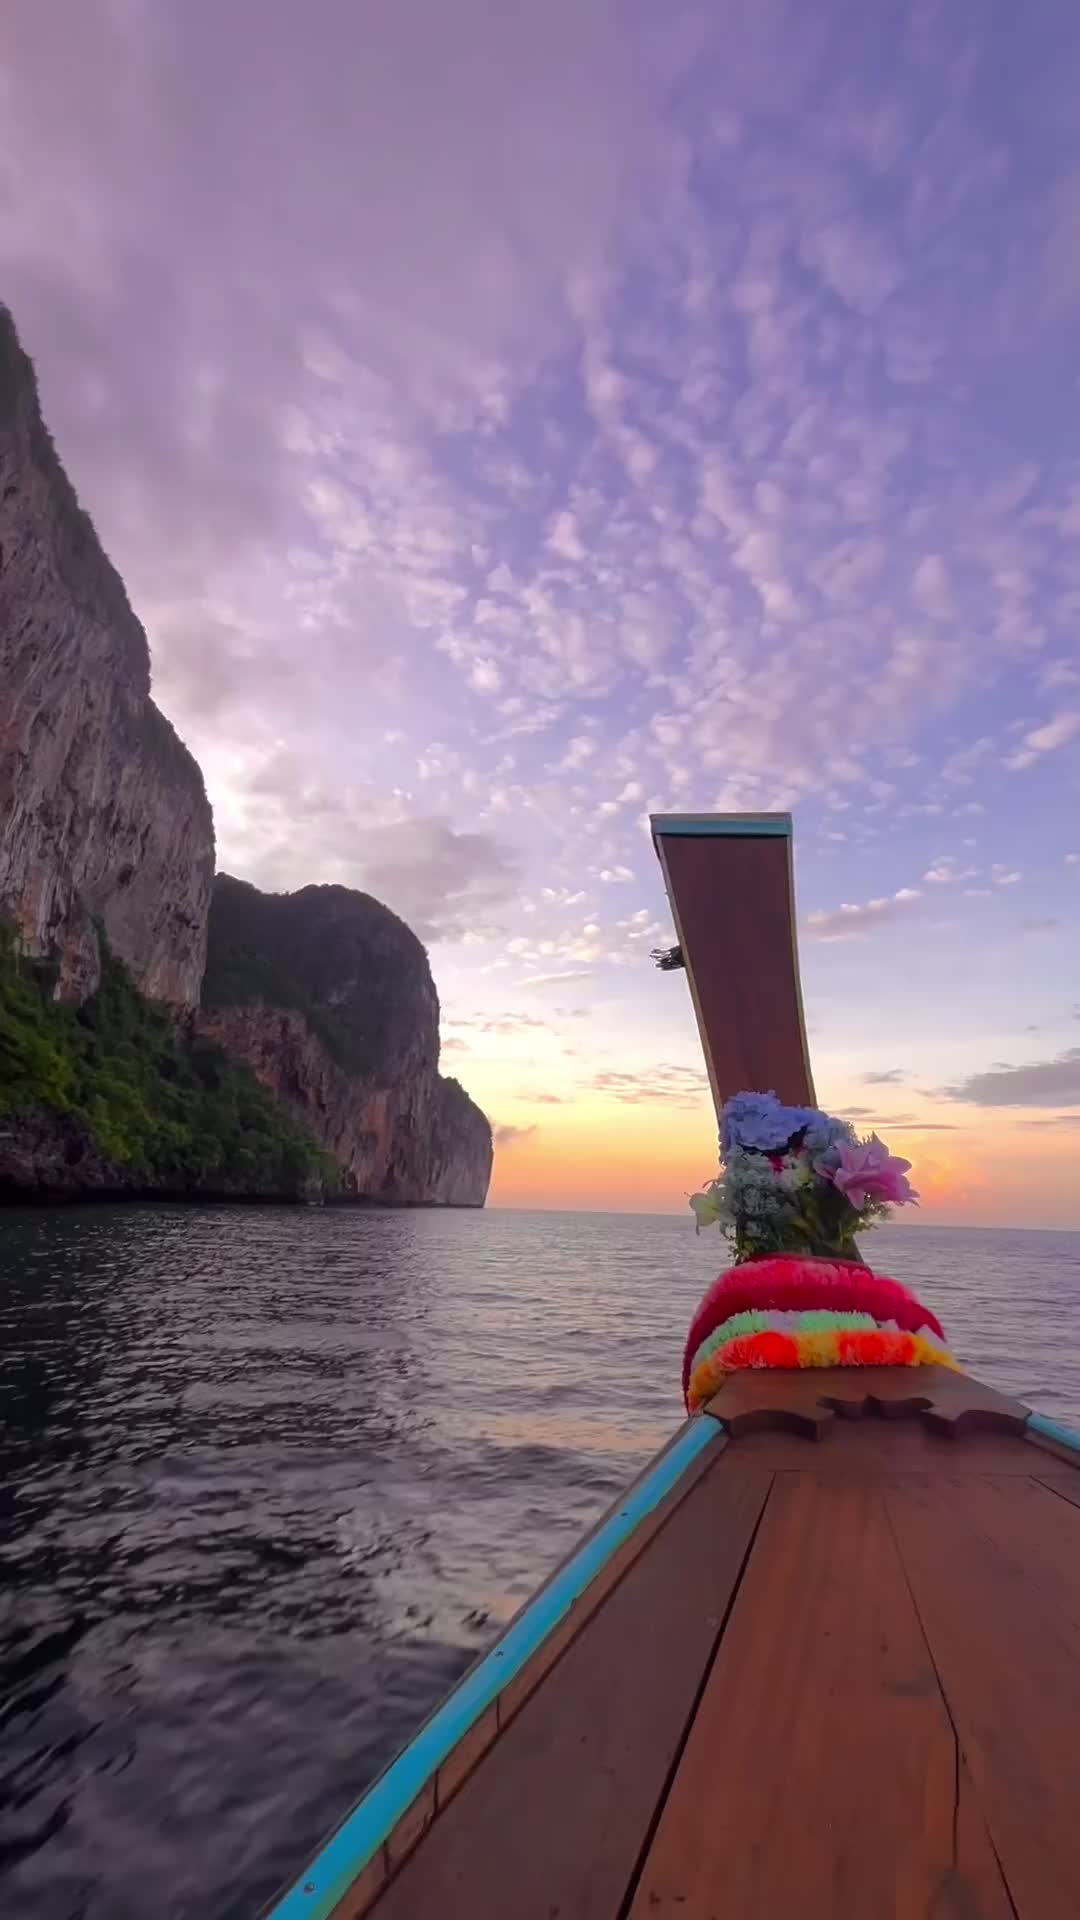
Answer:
[2,3,648,429]
[1006,711,1080,771]
[913,848,984,890]
[0,0,663,814]
[589,1064,709,1108]
[804,888,922,941]
[616,908,665,944]
[493,1123,538,1149]
[803,214,901,315]
[469,657,503,695]
[521,969,594,988]
[8,0,1080,1192]
[448,1012,550,1035]
[943,1048,1080,1108]
[559,736,599,772]
[7,0,1075,857]
[359,820,519,943]
[221,751,519,941]
[834,1109,959,1131]
[547,510,586,562]
[862,1068,907,1085]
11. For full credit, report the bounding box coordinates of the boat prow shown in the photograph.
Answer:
[262,814,1080,1918]
[266,1370,1080,1918]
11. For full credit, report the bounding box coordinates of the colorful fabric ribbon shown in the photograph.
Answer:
[683,1254,956,1412]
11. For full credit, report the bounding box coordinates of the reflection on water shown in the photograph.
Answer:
[1,1205,1078,1918]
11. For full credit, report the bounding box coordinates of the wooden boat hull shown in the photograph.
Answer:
[262,812,1078,1917]
[264,1368,1080,1919]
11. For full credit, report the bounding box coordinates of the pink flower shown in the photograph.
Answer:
[828,1135,918,1210]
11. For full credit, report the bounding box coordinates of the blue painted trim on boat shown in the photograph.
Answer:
[1029,1411,1080,1454]
[264,1416,723,1920]
[651,813,792,838]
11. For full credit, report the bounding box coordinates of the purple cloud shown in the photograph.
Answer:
[945,1049,1080,1108]
[4,0,1080,1208]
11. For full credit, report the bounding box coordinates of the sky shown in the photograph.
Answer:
[2,0,1079,1227]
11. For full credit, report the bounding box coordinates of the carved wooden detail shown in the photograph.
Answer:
[705,1367,1031,1441]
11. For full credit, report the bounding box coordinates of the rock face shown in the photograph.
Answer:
[0,304,492,1207]
[199,876,493,1206]
[0,305,214,1005]
[0,1108,126,1199]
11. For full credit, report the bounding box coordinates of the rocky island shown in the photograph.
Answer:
[0,304,492,1205]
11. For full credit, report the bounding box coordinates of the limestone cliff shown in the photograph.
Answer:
[0,304,491,1208]
[0,304,213,1005]
[199,876,493,1206]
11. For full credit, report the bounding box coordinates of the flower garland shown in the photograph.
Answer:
[682,1253,957,1410]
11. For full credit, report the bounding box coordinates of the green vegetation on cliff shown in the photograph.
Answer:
[202,874,434,1078]
[0,924,336,1195]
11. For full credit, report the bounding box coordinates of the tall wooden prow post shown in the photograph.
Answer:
[650,813,816,1116]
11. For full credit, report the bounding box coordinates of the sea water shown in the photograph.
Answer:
[2,1205,1078,1918]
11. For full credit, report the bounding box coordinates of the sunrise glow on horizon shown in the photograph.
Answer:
[5,2,1080,1229]
[480,1065,1080,1231]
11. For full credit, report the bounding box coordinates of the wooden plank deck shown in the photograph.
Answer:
[337,1370,1080,1920]
[628,1475,1014,1919]
[888,1475,1080,1919]
[368,1462,769,1920]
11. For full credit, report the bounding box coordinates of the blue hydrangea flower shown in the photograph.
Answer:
[801,1112,857,1159]
[720,1091,788,1154]
[720,1091,833,1157]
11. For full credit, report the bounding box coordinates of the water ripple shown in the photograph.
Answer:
[1,1206,1078,1917]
